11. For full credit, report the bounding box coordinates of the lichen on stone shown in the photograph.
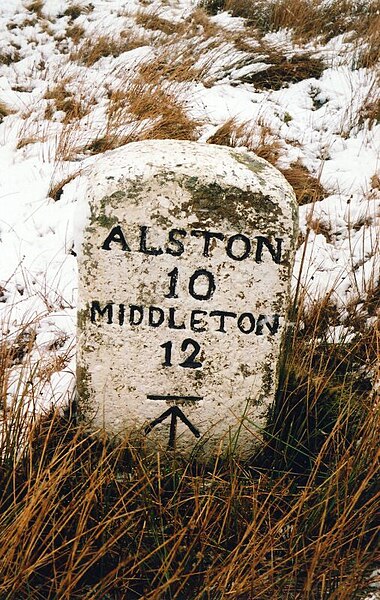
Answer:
[181,177,283,230]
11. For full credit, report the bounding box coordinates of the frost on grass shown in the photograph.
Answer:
[0,0,379,412]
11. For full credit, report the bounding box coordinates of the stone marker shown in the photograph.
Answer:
[77,139,298,459]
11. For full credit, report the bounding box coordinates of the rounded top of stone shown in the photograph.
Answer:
[87,139,296,205]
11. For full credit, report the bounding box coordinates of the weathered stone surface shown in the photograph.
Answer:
[77,139,298,459]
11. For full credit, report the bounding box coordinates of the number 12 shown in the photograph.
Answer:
[160,339,202,369]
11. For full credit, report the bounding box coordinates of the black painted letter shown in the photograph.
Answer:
[237,313,256,334]
[129,305,144,326]
[101,225,130,251]
[255,236,283,264]
[188,269,216,301]
[210,310,237,333]
[149,306,165,327]
[226,234,251,261]
[255,314,280,335]
[190,310,207,332]
[168,307,186,329]
[118,304,125,326]
[191,230,224,257]
[166,229,187,256]
[91,301,113,324]
[139,226,163,256]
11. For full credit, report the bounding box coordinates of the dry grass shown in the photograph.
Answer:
[0,47,21,66]
[203,0,380,46]
[208,121,327,206]
[203,0,326,36]
[135,7,219,40]
[306,216,333,242]
[356,25,380,69]
[348,3,380,68]
[125,82,198,134]
[46,10,253,161]
[81,75,201,156]
[371,173,380,190]
[244,53,325,90]
[139,49,207,84]
[185,6,220,38]
[0,101,15,118]
[136,33,225,87]
[48,171,81,202]
[358,95,380,131]
[0,5,378,596]
[1,327,36,369]
[135,10,181,35]
[208,117,282,166]
[16,136,43,150]
[281,161,326,206]
[63,4,87,21]
[25,0,44,18]
[131,9,245,88]
[71,33,147,67]
[0,305,378,599]
[262,0,347,41]
[66,23,85,44]
[44,82,91,124]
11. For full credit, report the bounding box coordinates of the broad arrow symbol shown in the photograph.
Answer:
[145,406,201,449]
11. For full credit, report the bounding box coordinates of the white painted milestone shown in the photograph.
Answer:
[77,139,298,459]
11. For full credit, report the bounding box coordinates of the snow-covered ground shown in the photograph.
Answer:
[0,0,379,413]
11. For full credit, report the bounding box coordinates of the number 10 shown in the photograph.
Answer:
[165,267,216,301]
